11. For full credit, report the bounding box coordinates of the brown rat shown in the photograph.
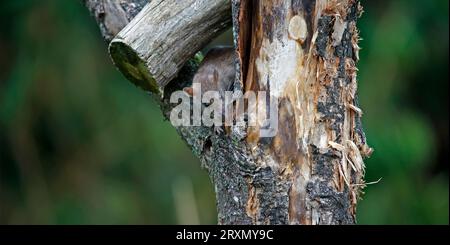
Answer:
[184,47,236,97]
[183,47,236,134]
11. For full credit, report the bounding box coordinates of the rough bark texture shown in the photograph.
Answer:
[84,0,148,42]
[83,0,371,225]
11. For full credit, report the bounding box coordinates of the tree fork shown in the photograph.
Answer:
[84,0,372,224]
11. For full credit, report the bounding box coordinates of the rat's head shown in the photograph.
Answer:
[184,66,219,97]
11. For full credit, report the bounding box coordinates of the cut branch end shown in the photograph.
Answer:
[109,40,160,94]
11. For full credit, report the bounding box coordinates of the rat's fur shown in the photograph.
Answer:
[184,47,236,97]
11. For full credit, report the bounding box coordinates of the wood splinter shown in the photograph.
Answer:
[109,0,232,95]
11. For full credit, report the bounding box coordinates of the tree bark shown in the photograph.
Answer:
[83,0,371,225]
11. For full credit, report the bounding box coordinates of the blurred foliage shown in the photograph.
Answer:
[0,0,448,224]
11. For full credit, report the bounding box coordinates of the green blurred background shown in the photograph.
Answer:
[0,0,448,224]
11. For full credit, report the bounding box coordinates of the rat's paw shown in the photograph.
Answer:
[214,126,224,134]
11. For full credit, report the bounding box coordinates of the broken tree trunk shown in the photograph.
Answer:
[84,0,371,224]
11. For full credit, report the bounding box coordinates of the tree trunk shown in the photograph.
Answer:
[83,0,371,225]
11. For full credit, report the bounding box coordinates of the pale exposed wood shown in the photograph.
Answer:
[108,0,232,94]
[232,0,371,224]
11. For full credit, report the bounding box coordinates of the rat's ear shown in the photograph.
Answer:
[183,87,194,97]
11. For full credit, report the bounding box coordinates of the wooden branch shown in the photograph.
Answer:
[83,0,149,42]
[109,0,232,94]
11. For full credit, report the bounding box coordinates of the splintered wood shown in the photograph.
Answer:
[235,0,372,224]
